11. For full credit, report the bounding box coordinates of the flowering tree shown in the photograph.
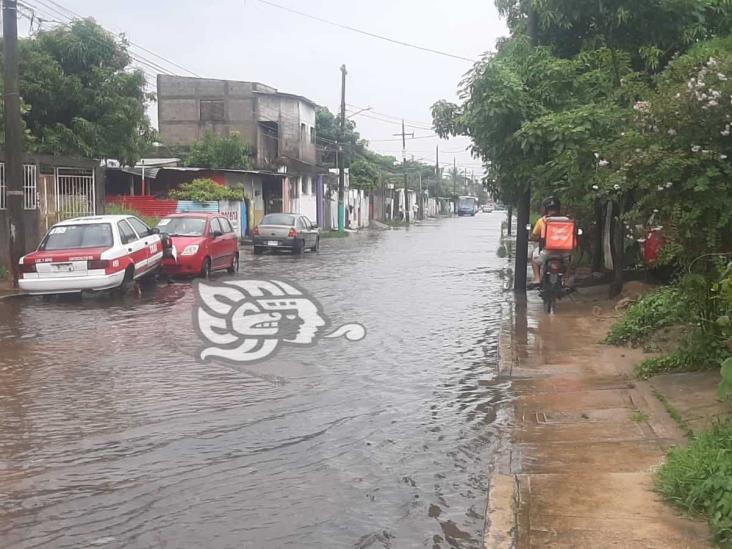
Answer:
[601,39,732,265]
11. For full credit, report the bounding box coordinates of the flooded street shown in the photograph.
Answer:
[0,213,510,549]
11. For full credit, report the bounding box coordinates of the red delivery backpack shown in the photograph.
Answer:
[541,216,577,251]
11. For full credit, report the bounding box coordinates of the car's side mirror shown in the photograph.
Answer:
[150,227,160,235]
[212,230,223,238]
[311,223,319,229]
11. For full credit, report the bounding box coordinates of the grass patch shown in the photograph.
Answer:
[631,410,649,423]
[657,421,732,545]
[653,388,694,437]
[105,203,160,228]
[605,286,690,347]
[320,230,350,239]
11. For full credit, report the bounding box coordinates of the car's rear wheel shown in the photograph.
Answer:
[227,253,239,273]
[311,237,320,252]
[117,266,135,295]
[253,246,264,255]
[200,258,211,278]
[294,239,305,255]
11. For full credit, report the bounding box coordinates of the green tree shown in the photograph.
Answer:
[315,106,368,168]
[3,19,154,163]
[183,131,253,169]
[349,159,380,190]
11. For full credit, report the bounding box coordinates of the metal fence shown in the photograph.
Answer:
[56,167,95,220]
[0,162,38,210]
[0,163,5,210]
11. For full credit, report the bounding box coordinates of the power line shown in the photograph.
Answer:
[17,7,158,94]
[254,0,475,63]
[347,103,434,129]
[19,0,170,88]
[368,135,438,142]
[26,0,200,78]
[347,109,434,131]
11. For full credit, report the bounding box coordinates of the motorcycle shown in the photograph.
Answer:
[529,224,582,314]
[539,253,573,313]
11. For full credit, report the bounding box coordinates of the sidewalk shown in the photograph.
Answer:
[486,286,711,548]
[0,279,23,300]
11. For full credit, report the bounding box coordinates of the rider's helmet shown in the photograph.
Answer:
[542,196,561,215]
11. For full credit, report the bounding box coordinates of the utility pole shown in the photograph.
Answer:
[337,64,347,232]
[514,6,538,295]
[452,156,457,196]
[418,172,423,220]
[393,120,413,224]
[3,0,25,285]
[435,145,440,184]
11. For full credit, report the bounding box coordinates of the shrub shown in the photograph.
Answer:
[605,286,690,346]
[169,178,243,202]
[657,422,732,545]
[635,330,731,379]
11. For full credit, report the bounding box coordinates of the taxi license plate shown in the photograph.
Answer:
[267,240,279,246]
[52,263,74,272]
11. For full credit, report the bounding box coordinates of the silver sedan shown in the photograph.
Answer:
[252,213,320,255]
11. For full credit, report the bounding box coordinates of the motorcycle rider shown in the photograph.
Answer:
[530,196,562,285]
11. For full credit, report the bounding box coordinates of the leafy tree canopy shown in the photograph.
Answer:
[2,19,154,164]
[183,131,253,169]
[496,0,732,70]
[349,159,380,190]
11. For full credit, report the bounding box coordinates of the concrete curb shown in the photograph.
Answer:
[484,474,518,548]
[0,290,26,301]
[483,299,519,548]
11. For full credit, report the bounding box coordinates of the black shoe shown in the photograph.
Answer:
[527,282,541,290]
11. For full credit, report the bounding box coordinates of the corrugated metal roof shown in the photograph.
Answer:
[106,166,287,179]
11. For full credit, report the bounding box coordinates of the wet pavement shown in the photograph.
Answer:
[0,213,510,549]
[492,287,712,547]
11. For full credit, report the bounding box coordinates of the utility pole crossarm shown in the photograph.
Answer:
[393,120,414,224]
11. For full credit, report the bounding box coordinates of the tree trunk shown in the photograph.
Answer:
[507,205,513,235]
[591,199,604,273]
[609,200,625,297]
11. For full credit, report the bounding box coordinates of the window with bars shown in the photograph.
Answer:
[0,163,37,210]
[24,164,37,210]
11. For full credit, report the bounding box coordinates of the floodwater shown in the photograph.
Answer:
[0,213,511,548]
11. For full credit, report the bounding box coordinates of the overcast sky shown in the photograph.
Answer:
[19,0,508,174]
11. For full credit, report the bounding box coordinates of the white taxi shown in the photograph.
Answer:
[18,215,164,295]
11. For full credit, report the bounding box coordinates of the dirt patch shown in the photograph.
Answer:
[650,371,730,435]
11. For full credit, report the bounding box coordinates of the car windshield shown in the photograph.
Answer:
[41,223,114,250]
[261,214,296,226]
[158,217,207,236]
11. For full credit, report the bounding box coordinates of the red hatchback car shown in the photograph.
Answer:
[157,213,239,277]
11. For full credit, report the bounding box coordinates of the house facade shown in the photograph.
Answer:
[0,152,104,272]
[157,75,326,222]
